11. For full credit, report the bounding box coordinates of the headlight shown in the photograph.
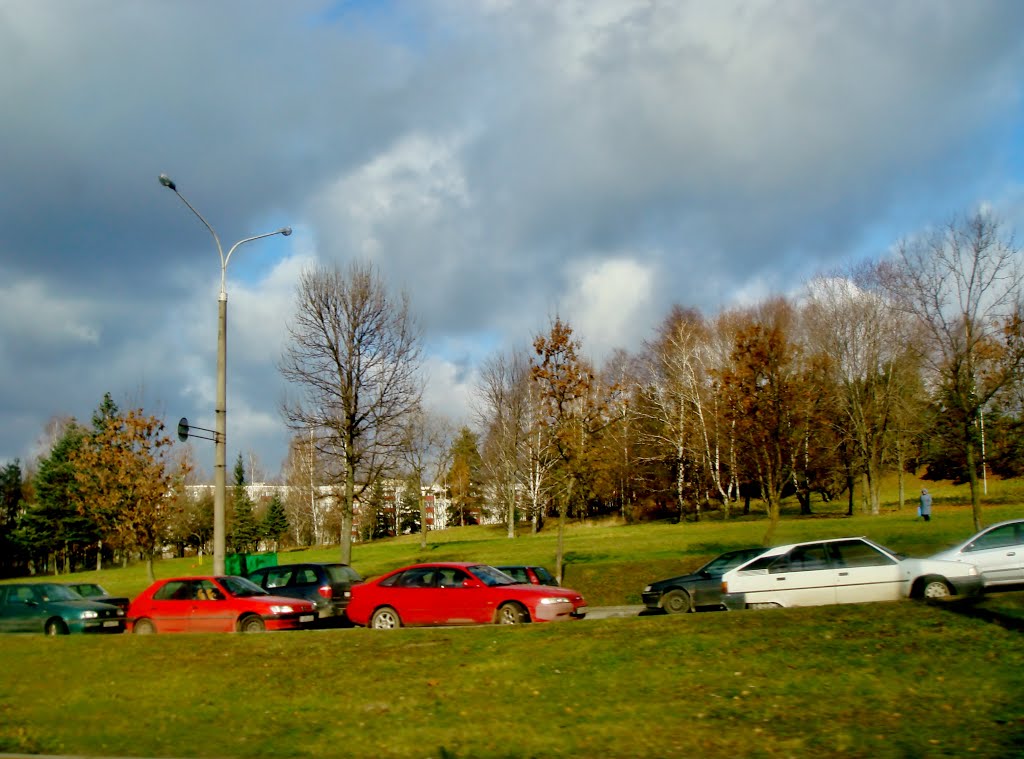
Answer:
[80,610,98,619]
[644,585,652,592]
[539,597,571,605]
[269,605,295,614]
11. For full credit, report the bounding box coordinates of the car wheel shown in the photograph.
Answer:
[239,615,266,633]
[497,602,529,624]
[662,589,693,614]
[370,606,401,629]
[133,618,156,634]
[920,578,952,600]
[45,619,69,636]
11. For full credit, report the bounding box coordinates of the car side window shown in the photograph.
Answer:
[262,568,293,589]
[969,524,1019,551]
[830,540,895,568]
[398,568,436,588]
[503,568,528,583]
[155,581,191,601]
[438,569,470,588]
[294,568,319,586]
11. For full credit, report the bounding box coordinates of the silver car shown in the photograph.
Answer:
[721,536,984,610]
[930,519,1024,588]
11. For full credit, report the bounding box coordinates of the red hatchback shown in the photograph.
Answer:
[347,562,587,628]
[129,576,316,634]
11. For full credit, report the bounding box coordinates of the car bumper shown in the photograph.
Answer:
[264,612,317,631]
[721,593,747,612]
[641,591,663,610]
[950,575,985,598]
[534,604,587,622]
[73,618,127,634]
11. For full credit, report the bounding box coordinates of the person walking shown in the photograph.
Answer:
[919,488,933,522]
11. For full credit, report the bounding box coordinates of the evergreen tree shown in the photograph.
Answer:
[19,422,95,573]
[229,453,260,553]
[0,460,25,573]
[261,494,290,550]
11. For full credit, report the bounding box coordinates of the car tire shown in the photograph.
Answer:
[919,577,952,600]
[238,614,266,633]
[370,606,401,629]
[133,618,156,634]
[662,589,693,614]
[45,618,69,636]
[497,602,529,624]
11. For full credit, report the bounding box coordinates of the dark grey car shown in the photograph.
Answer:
[246,563,363,624]
[641,548,767,613]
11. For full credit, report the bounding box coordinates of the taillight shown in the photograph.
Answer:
[318,585,333,600]
[721,581,728,594]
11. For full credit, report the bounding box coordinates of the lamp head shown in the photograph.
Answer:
[158,174,177,191]
[280,227,293,237]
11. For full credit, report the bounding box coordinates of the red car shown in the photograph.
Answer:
[128,576,317,634]
[347,562,588,628]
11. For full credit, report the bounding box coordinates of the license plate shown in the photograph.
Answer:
[299,615,314,623]
[575,606,588,615]
[103,620,121,627]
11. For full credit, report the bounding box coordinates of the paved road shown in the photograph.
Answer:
[586,604,645,620]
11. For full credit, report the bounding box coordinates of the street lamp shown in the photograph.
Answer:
[159,173,291,575]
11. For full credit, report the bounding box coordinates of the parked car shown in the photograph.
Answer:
[0,582,126,635]
[62,582,131,614]
[494,565,559,586]
[347,562,588,628]
[128,576,316,634]
[930,519,1024,588]
[246,562,363,623]
[720,537,984,610]
[642,547,768,614]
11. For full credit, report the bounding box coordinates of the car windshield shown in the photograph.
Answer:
[36,584,82,601]
[218,576,268,597]
[701,549,766,576]
[470,565,518,587]
[69,583,104,596]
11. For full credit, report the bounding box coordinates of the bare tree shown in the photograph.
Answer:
[803,273,920,514]
[475,347,533,538]
[398,406,453,548]
[280,261,423,564]
[876,212,1024,529]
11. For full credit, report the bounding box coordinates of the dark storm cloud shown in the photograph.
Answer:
[2,0,1023,475]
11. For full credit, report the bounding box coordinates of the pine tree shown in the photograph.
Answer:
[229,453,260,553]
[261,494,290,551]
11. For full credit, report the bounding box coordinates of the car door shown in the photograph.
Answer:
[0,585,42,632]
[148,580,197,633]
[829,539,903,604]
[434,568,482,624]
[734,544,838,607]
[388,567,439,625]
[956,523,1024,586]
[188,580,235,633]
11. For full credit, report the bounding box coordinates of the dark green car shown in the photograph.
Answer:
[0,582,126,635]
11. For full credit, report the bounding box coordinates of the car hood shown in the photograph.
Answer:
[259,594,315,610]
[47,599,124,614]
[647,571,708,590]
[502,584,584,600]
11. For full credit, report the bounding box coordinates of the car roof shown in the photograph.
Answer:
[755,536,874,556]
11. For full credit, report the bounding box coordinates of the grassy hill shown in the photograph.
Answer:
[1,474,1023,757]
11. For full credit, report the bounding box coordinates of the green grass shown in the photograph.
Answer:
[2,473,1023,757]
[0,602,1022,758]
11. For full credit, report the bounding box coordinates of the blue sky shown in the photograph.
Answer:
[2,1,1023,480]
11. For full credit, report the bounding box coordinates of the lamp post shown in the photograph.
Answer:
[159,173,291,575]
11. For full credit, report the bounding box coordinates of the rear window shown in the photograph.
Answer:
[325,565,362,584]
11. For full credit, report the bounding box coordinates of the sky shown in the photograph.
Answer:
[2,0,1024,481]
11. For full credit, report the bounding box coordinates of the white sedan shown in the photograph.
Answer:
[930,519,1024,588]
[720,536,984,610]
